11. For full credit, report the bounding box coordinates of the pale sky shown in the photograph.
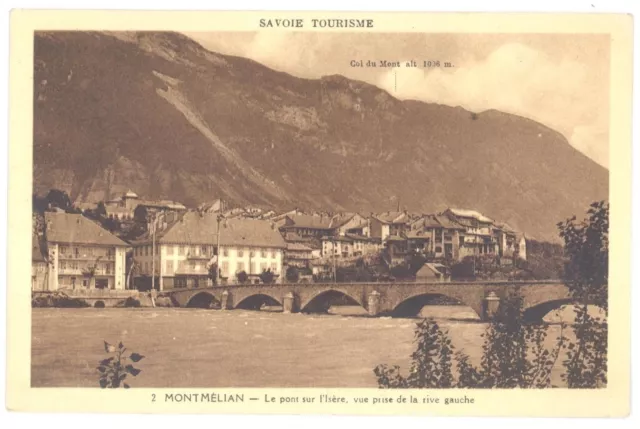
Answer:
[185,32,610,168]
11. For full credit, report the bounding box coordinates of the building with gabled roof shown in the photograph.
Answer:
[370,211,410,241]
[442,208,498,258]
[131,212,286,289]
[43,212,129,290]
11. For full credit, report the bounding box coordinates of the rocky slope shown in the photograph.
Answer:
[33,31,608,241]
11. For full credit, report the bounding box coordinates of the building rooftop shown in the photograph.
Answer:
[374,211,409,224]
[281,214,334,230]
[446,208,494,223]
[154,212,286,248]
[44,212,129,247]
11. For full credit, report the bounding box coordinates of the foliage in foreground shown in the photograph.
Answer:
[375,201,609,389]
[374,293,566,389]
[97,341,145,388]
[558,201,608,388]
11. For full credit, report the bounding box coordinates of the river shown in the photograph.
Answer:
[31,305,593,388]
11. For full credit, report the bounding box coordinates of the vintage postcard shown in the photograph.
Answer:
[6,10,633,416]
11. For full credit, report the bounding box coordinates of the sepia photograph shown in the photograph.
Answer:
[5,9,633,416]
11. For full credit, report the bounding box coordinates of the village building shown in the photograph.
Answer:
[330,213,368,236]
[415,262,451,282]
[369,211,410,241]
[442,208,499,258]
[406,214,465,260]
[284,242,315,268]
[279,214,335,238]
[104,190,187,221]
[132,212,286,289]
[42,212,128,290]
[32,233,48,291]
[321,234,381,259]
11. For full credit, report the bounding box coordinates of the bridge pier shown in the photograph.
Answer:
[367,290,381,316]
[220,290,232,310]
[482,291,501,321]
[282,292,297,313]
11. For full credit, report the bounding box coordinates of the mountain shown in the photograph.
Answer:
[33,31,608,242]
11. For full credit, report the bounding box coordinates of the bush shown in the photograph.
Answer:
[286,266,300,283]
[236,271,249,284]
[55,296,90,308]
[97,341,145,388]
[123,297,141,308]
[259,269,276,284]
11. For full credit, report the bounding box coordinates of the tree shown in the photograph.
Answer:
[557,200,608,388]
[557,200,608,309]
[259,269,276,284]
[236,270,249,284]
[374,292,565,389]
[45,189,75,212]
[82,256,103,289]
[96,201,107,217]
[286,266,300,283]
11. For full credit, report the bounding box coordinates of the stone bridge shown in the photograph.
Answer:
[163,280,576,321]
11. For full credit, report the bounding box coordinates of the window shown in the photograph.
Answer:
[223,248,228,257]
[191,246,198,255]
[60,261,66,270]
[237,262,244,272]
[167,245,174,256]
[238,250,244,258]
[166,260,173,275]
[261,250,266,258]
[70,261,78,270]
[435,246,443,253]
[249,251,255,258]
[201,245,208,255]
[145,246,149,256]
[250,263,255,274]
[271,251,276,259]
[178,246,185,256]
[221,262,229,276]
[59,246,68,255]
[270,263,277,272]
[260,262,267,271]
[459,236,465,247]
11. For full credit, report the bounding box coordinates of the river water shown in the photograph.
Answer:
[31,305,591,388]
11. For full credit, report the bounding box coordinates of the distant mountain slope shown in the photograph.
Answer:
[33,31,608,241]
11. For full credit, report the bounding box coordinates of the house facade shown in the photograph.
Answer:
[43,212,128,290]
[370,212,410,241]
[406,214,465,260]
[442,208,498,258]
[321,234,381,259]
[132,212,286,289]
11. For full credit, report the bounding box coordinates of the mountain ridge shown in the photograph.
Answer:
[32,31,608,241]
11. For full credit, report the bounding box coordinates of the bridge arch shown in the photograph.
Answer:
[391,292,481,320]
[94,300,105,308]
[523,299,606,323]
[185,291,220,309]
[300,288,365,314]
[234,293,283,310]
